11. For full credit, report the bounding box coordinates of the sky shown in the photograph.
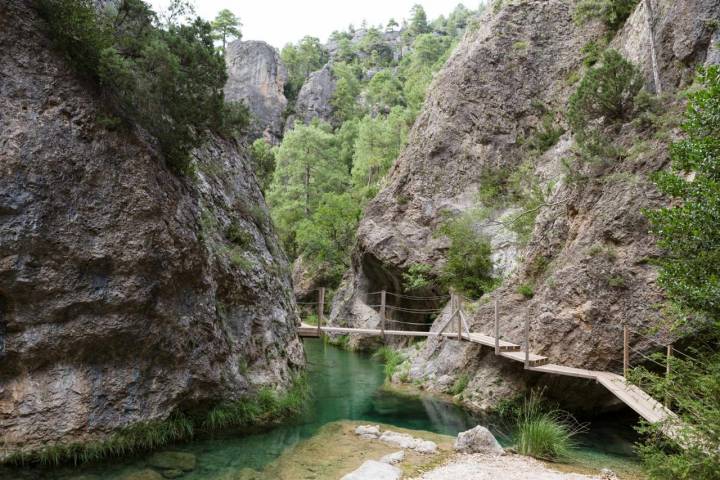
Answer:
[150,0,481,49]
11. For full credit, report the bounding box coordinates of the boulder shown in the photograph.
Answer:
[355,424,381,438]
[415,440,439,454]
[147,452,197,472]
[285,63,336,132]
[380,450,405,464]
[454,425,504,454]
[340,460,402,480]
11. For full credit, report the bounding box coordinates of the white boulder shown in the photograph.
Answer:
[380,450,405,464]
[453,425,504,454]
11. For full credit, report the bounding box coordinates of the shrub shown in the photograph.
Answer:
[527,114,565,154]
[402,263,435,291]
[568,50,644,142]
[573,0,640,32]
[514,390,586,461]
[436,214,496,299]
[449,373,470,395]
[517,284,535,299]
[225,220,253,249]
[372,346,405,380]
[37,0,243,175]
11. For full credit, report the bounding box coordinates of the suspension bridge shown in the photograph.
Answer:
[297,288,680,427]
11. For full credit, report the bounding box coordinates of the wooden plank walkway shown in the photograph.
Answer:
[298,322,674,425]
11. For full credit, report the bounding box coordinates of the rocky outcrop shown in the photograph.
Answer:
[454,426,503,454]
[225,40,288,143]
[330,0,720,410]
[285,64,337,132]
[0,0,302,456]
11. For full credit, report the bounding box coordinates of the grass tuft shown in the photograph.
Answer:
[514,389,587,461]
[372,346,405,380]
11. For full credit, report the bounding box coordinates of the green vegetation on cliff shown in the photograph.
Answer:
[637,66,720,480]
[37,0,248,175]
[265,4,483,288]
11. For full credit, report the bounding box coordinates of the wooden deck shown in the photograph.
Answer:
[299,322,674,425]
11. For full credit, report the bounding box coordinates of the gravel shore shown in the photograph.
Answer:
[408,453,604,480]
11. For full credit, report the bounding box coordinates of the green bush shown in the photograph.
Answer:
[372,346,405,380]
[436,214,496,299]
[402,263,435,291]
[514,390,585,461]
[568,50,643,142]
[225,220,253,249]
[573,0,640,32]
[449,373,470,395]
[517,283,535,299]
[37,0,245,175]
[527,113,565,154]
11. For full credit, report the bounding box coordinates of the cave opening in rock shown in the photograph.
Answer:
[359,253,448,335]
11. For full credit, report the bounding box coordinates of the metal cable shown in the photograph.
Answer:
[385,319,434,327]
[384,305,445,313]
[383,291,450,300]
[629,346,668,369]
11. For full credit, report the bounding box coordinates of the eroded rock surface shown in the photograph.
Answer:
[285,63,336,132]
[0,0,302,455]
[330,0,720,410]
[225,40,288,143]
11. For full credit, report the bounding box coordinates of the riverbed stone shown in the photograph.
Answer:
[119,470,164,480]
[454,425,504,454]
[340,460,402,480]
[147,452,197,472]
[379,431,418,449]
[160,469,184,479]
[355,424,381,438]
[415,440,438,454]
[380,450,405,464]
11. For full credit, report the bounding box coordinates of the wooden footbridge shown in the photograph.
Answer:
[298,289,676,426]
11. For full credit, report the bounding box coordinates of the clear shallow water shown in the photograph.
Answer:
[1,339,644,479]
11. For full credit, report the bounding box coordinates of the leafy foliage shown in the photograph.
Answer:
[436,213,496,298]
[402,263,434,291]
[637,68,720,479]
[249,138,276,193]
[211,8,241,51]
[296,193,362,285]
[449,373,470,395]
[573,0,640,32]
[37,0,245,175]
[280,36,328,102]
[568,50,643,142]
[373,346,406,380]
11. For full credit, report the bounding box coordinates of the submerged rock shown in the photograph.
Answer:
[159,470,183,479]
[454,425,504,454]
[341,460,403,480]
[118,470,164,480]
[147,451,196,472]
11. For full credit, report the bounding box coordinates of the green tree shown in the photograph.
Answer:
[573,0,640,32]
[351,106,414,197]
[249,138,276,193]
[637,67,720,479]
[267,122,347,255]
[399,33,452,112]
[409,4,430,36]
[331,62,363,122]
[39,0,238,175]
[335,118,360,173]
[211,9,242,51]
[366,70,405,112]
[386,18,399,31]
[280,36,328,101]
[296,193,362,285]
[436,213,495,298]
[358,27,392,66]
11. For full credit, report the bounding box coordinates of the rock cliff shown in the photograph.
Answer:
[225,40,288,143]
[285,63,337,132]
[0,0,302,456]
[329,0,720,411]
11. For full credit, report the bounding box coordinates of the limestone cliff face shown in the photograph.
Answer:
[0,0,303,455]
[225,40,288,143]
[285,63,337,133]
[330,0,720,410]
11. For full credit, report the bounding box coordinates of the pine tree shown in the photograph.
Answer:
[211,9,242,52]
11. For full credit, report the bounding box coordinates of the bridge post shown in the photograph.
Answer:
[665,344,672,407]
[380,290,386,339]
[456,294,463,340]
[524,314,530,369]
[317,287,325,337]
[623,325,629,378]
[494,299,499,355]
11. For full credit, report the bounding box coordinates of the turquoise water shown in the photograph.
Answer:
[1,339,643,479]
